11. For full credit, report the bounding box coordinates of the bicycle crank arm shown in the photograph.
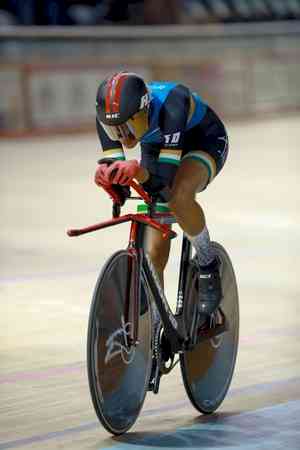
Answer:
[149,353,176,394]
[152,358,162,394]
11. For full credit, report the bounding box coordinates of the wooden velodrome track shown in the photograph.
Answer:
[1,116,299,450]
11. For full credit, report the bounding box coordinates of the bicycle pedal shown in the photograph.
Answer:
[161,355,175,374]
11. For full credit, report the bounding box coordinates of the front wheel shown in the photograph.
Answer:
[180,242,239,414]
[87,250,153,435]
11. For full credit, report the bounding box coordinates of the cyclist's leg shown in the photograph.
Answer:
[144,226,171,288]
[169,156,222,314]
[169,107,228,265]
[168,158,209,237]
[168,109,229,314]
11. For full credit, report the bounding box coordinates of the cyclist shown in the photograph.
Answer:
[94,71,228,316]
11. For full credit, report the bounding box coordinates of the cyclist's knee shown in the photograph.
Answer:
[169,159,209,214]
[169,181,194,213]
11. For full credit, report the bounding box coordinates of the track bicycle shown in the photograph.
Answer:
[67,177,239,435]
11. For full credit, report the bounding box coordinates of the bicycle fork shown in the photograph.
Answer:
[123,221,143,348]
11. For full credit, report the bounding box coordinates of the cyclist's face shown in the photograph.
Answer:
[119,109,148,147]
[127,109,149,140]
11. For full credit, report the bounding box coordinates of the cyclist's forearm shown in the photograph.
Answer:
[135,167,150,184]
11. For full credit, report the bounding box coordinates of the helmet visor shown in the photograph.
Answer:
[100,109,149,142]
[100,122,134,142]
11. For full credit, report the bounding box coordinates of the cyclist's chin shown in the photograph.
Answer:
[121,137,138,148]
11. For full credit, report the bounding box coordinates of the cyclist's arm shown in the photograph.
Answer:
[139,142,165,192]
[160,84,189,149]
[155,84,190,187]
[96,118,125,161]
[138,85,190,192]
[135,166,150,184]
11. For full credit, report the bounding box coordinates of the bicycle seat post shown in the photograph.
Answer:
[148,200,156,218]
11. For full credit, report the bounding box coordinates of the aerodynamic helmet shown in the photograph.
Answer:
[96,71,150,141]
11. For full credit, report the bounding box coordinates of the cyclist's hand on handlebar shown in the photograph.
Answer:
[105,160,140,186]
[94,164,112,188]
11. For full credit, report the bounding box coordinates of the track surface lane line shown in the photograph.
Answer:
[0,377,299,449]
[106,399,300,450]
[1,325,299,385]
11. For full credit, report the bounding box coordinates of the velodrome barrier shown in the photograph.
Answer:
[0,23,300,137]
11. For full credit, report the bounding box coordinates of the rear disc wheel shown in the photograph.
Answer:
[180,242,239,414]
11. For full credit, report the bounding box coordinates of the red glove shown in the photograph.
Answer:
[94,164,112,188]
[104,160,140,185]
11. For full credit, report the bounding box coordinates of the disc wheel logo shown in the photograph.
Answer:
[210,310,223,349]
[105,316,136,365]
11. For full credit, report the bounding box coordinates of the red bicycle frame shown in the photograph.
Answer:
[67,181,176,346]
[67,180,227,354]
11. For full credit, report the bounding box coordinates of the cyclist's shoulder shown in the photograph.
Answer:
[148,81,206,105]
[147,80,178,91]
[148,82,190,115]
[148,80,190,95]
[147,80,184,100]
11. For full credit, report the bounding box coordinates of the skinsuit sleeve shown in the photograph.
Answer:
[141,84,190,193]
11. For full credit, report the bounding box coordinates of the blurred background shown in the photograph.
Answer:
[0,0,300,135]
[1,3,300,447]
